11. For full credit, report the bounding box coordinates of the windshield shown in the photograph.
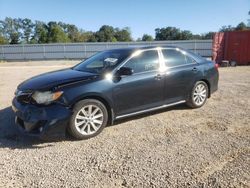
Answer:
[73,50,130,74]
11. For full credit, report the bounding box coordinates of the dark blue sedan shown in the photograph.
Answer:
[12,46,219,139]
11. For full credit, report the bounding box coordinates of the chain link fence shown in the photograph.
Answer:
[0,40,212,61]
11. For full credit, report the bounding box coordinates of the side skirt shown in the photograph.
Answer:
[115,100,186,120]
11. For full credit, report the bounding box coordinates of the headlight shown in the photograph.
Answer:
[32,91,63,104]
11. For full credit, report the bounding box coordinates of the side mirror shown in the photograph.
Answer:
[117,67,133,76]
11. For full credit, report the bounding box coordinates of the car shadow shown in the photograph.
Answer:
[0,104,189,149]
[0,106,66,149]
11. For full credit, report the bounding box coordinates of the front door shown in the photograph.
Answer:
[113,49,164,116]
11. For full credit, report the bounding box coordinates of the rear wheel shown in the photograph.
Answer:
[67,99,108,140]
[186,81,208,108]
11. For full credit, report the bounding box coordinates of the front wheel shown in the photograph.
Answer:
[67,99,108,140]
[186,81,208,108]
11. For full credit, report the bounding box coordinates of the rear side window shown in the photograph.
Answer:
[124,50,159,73]
[162,49,195,67]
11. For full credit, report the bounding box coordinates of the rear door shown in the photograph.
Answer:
[160,48,201,104]
[113,49,164,116]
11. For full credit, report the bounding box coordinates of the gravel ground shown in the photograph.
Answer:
[0,62,249,187]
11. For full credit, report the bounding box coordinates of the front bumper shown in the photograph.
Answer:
[12,98,72,138]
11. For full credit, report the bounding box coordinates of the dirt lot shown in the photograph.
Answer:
[0,62,249,187]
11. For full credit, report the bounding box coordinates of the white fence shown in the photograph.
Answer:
[0,40,212,61]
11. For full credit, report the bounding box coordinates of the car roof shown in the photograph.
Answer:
[106,45,204,62]
[107,45,182,52]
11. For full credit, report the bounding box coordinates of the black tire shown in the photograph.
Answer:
[186,81,208,108]
[67,99,108,140]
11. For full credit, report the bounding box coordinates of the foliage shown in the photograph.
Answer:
[235,22,248,31]
[47,22,70,43]
[95,25,116,42]
[0,18,133,44]
[0,17,22,44]
[219,22,250,32]
[142,34,153,41]
[114,27,132,42]
[0,34,8,44]
[21,18,34,43]
[0,17,249,45]
[155,27,194,40]
[31,21,48,43]
[219,25,234,32]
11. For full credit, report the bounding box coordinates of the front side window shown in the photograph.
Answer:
[73,50,130,74]
[124,50,159,74]
[162,49,195,67]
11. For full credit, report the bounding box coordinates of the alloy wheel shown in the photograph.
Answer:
[193,83,207,106]
[74,104,104,135]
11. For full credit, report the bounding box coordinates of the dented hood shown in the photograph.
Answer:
[18,68,98,91]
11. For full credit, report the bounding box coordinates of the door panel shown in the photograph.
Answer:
[113,71,164,116]
[163,64,200,104]
[161,48,201,104]
[113,49,164,116]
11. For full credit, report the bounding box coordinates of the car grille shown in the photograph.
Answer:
[15,90,34,104]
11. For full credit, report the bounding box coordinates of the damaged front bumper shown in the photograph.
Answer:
[12,98,72,138]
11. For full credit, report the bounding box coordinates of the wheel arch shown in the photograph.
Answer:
[70,94,115,125]
[200,79,211,98]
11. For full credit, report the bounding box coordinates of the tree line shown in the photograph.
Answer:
[0,17,249,45]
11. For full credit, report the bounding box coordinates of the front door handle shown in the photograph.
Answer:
[192,67,198,72]
[154,74,163,80]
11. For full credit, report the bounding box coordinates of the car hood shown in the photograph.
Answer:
[18,68,98,91]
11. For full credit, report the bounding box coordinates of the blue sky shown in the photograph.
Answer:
[0,0,249,39]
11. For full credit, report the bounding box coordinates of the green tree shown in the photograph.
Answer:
[219,25,234,32]
[0,35,8,44]
[114,27,132,41]
[0,17,22,44]
[87,33,97,42]
[9,33,19,44]
[32,21,48,43]
[21,18,34,43]
[155,27,182,40]
[192,34,202,40]
[180,30,193,40]
[47,24,70,43]
[142,34,153,41]
[95,25,116,42]
[77,31,96,42]
[66,24,80,42]
[202,32,215,39]
[235,22,248,31]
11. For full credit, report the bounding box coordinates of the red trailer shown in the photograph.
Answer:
[212,30,250,66]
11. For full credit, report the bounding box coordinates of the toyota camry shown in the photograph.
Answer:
[12,46,219,139]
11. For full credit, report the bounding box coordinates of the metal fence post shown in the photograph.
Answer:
[43,45,46,59]
[1,46,4,60]
[63,44,66,59]
[22,44,25,60]
[84,44,86,58]
[194,40,197,53]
